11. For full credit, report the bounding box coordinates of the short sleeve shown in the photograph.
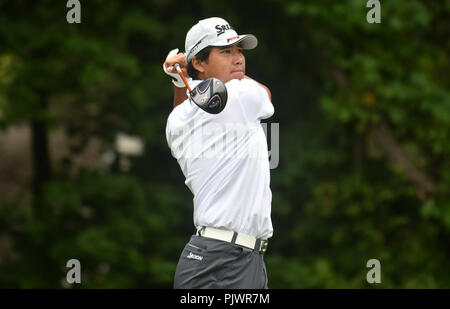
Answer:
[257,83,274,120]
[233,79,274,122]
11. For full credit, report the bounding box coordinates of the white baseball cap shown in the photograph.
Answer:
[185,17,258,64]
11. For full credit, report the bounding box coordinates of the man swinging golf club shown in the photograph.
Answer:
[164,17,274,289]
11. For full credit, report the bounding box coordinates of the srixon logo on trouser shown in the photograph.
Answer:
[215,24,234,36]
[187,252,203,261]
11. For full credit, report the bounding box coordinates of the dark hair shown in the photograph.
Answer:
[187,46,213,80]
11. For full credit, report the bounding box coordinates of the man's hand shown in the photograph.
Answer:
[163,49,191,88]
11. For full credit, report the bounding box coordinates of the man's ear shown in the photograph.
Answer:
[192,56,205,73]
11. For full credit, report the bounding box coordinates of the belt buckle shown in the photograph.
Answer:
[259,240,268,253]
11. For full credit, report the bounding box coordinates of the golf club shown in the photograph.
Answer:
[174,63,228,114]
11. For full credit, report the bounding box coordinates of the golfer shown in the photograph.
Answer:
[164,17,274,289]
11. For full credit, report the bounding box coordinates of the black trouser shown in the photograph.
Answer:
[174,235,268,289]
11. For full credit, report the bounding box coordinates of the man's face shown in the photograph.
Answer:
[193,45,246,83]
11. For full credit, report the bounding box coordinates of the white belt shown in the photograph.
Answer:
[196,226,268,253]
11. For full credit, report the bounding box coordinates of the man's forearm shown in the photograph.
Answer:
[173,76,271,108]
[173,86,188,108]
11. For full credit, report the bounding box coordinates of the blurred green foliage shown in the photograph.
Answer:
[0,0,449,288]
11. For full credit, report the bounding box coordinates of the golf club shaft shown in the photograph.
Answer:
[174,63,191,92]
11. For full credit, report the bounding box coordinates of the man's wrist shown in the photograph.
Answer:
[172,77,192,88]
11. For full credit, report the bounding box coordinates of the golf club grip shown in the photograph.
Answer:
[174,63,191,92]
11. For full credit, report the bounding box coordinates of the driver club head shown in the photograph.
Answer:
[189,77,227,114]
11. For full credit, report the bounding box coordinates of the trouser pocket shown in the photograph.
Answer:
[173,238,211,289]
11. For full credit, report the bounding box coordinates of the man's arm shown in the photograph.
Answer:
[243,75,271,101]
[173,86,188,108]
[163,50,190,108]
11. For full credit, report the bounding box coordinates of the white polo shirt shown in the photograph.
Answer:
[166,78,274,239]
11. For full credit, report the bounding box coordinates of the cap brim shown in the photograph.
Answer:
[211,34,258,50]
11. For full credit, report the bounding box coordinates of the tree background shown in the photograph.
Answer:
[0,0,449,288]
